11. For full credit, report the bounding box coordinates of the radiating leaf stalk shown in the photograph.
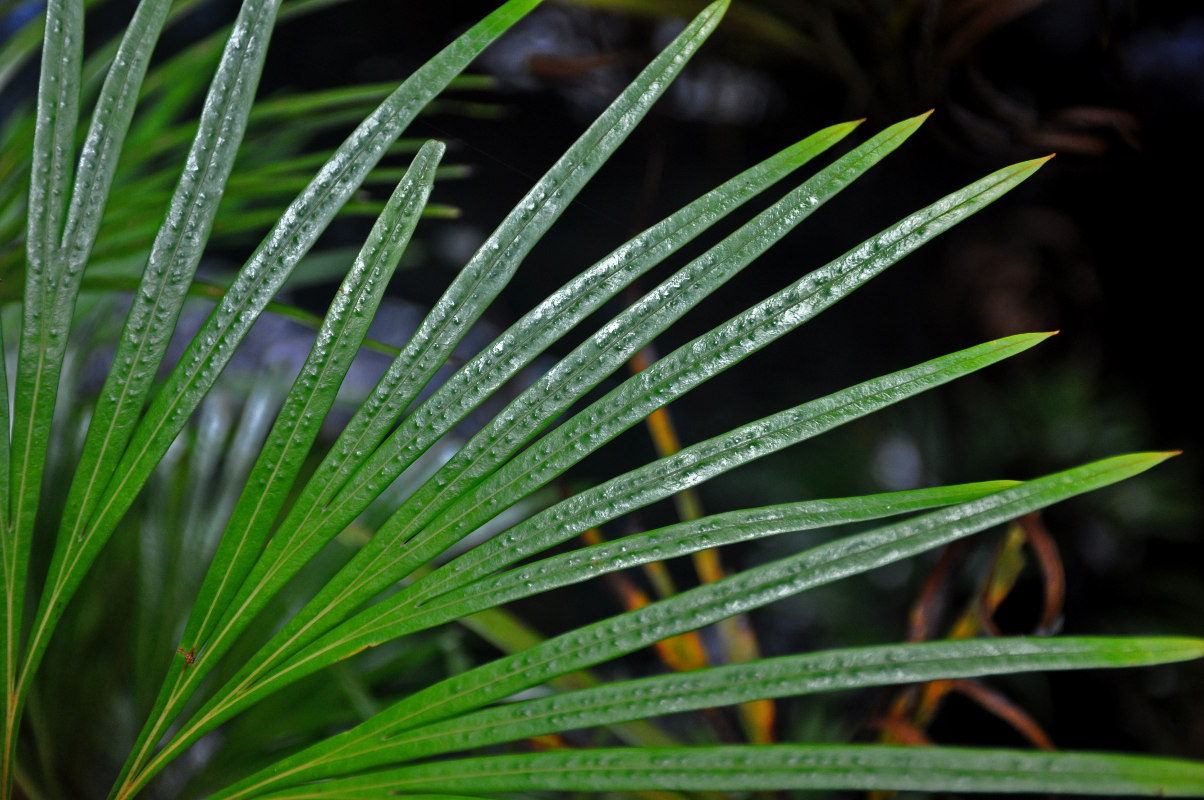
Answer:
[249,744,1204,799]
[888,514,1068,751]
[945,677,1056,750]
[884,524,1024,746]
[1017,511,1067,634]
[210,635,1204,798]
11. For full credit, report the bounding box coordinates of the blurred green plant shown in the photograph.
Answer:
[1,0,1201,798]
[0,0,485,300]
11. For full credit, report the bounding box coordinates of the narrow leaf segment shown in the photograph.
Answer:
[213,636,1203,799]
[251,745,1204,798]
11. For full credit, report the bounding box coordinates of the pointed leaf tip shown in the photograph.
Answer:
[804,119,864,148]
[996,331,1054,352]
[894,110,932,134]
[1118,450,1181,472]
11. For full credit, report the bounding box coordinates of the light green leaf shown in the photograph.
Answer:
[149,156,1052,762]
[250,744,1204,798]
[4,0,83,787]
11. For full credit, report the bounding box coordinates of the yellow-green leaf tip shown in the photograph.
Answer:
[1132,450,1182,468]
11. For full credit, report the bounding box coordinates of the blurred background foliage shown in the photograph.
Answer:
[2,0,1203,792]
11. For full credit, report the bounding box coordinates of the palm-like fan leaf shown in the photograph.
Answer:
[1,0,1199,798]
